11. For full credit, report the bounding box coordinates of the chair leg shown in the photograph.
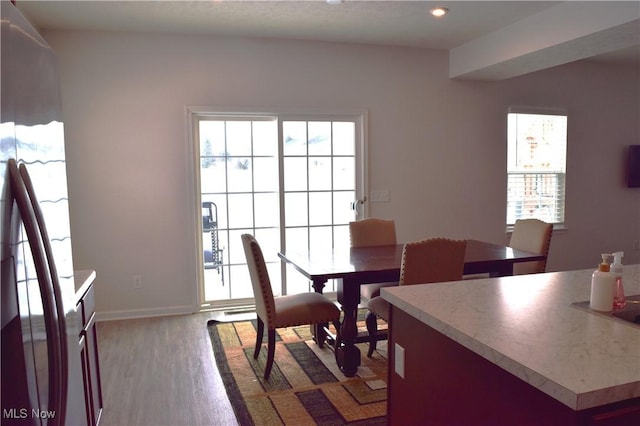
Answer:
[317,323,326,349]
[264,329,276,380]
[365,311,378,358]
[254,317,264,359]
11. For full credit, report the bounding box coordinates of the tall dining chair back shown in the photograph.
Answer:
[241,234,341,379]
[349,218,398,302]
[365,238,467,357]
[509,219,552,275]
[349,218,397,248]
[399,238,467,285]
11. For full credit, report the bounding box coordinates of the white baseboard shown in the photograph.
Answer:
[96,304,197,322]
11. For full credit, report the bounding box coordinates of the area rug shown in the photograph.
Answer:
[207,314,388,426]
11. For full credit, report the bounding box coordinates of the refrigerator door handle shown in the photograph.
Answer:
[19,162,69,423]
[9,159,65,426]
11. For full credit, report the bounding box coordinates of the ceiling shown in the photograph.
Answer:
[16,1,640,77]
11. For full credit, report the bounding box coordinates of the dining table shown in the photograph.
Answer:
[278,239,546,377]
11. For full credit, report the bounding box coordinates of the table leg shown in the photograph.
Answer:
[335,278,361,377]
[311,278,328,346]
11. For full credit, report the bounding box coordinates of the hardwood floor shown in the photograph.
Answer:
[97,312,239,426]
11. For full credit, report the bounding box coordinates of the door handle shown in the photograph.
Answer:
[351,196,366,218]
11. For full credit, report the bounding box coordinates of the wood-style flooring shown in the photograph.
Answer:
[97,312,240,426]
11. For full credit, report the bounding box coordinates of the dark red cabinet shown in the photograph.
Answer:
[77,284,103,426]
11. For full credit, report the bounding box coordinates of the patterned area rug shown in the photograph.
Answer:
[207,315,388,426]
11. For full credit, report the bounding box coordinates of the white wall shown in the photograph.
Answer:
[43,30,640,319]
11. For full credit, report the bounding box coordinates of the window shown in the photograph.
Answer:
[506,109,567,228]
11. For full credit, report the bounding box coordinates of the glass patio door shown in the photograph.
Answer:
[281,119,358,295]
[193,110,365,310]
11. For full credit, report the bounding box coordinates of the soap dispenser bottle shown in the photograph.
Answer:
[611,251,625,310]
[590,254,615,312]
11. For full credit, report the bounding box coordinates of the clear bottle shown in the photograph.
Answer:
[590,254,615,312]
[611,251,625,310]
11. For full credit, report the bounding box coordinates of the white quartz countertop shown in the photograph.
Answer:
[74,269,96,304]
[381,265,640,411]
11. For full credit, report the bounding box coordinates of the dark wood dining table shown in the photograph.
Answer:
[278,239,546,377]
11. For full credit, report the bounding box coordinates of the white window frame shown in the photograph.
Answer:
[506,106,568,232]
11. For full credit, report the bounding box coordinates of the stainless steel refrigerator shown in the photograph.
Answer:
[1,2,86,425]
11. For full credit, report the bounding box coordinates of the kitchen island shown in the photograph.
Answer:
[382,265,640,425]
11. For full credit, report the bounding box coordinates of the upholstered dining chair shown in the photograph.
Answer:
[241,234,341,379]
[510,219,553,275]
[349,218,398,302]
[365,238,467,357]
